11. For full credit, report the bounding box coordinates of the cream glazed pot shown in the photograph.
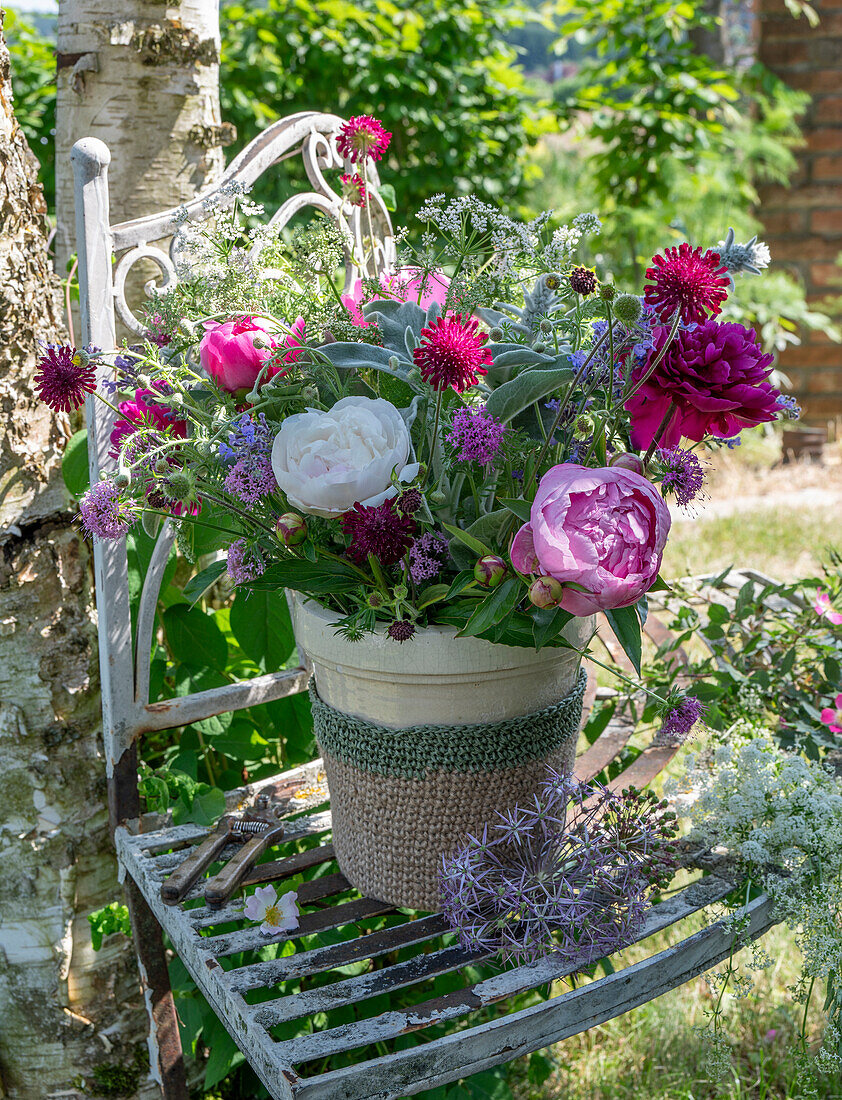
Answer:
[291,593,597,909]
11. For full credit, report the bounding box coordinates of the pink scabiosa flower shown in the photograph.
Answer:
[447,406,507,466]
[644,243,730,325]
[814,590,842,625]
[336,115,392,163]
[34,343,98,412]
[341,498,416,567]
[821,693,842,735]
[413,314,492,393]
[110,389,187,459]
[340,173,367,207]
[626,320,779,449]
[79,480,139,540]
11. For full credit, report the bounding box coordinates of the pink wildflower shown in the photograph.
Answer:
[820,693,842,735]
[336,115,391,163]
[814,589,842,625]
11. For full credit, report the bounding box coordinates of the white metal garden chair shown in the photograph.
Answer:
[72,113,777,1099]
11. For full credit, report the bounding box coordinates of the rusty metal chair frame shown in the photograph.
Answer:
[73,116,775,1099]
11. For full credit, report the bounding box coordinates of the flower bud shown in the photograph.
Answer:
[276,512,308,546]
[609,452,645,474]
[114,471,131,489]
[532,342,547,355]
[599,283,616,301]
[529,575,564,608]
[613,293,643,327]
[544,273,562,290]
[252,337,268,350]
[367,592,385,609]
[429,488,447,505]
[154,458,170,474]
[165,470,194,502]
[388,356,401,370]
[539,319,552,334]
[489,327,504,342]
[300,385,319,403]
[393,583,408,599]
[474,554,507,589]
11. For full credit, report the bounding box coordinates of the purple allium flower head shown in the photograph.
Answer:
[440,770,679,966]
[408,530,449,583]
[227,539,265,585]
[657,446,705,508]
[447,406,507,466]
[79,480,138,540]
[224,456,277,504]
[657,693,707,745]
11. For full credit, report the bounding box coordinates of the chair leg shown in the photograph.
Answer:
[125,878,189,1099]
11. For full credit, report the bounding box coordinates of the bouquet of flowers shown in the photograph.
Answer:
[37,116,795,665]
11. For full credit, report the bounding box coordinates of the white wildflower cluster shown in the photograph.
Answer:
[542,212,602,270]
[415,195,554,268]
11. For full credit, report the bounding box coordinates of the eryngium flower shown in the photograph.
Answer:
[413,314,492,393]
[341,498,416,567]
[626,320,779,449]
[336,115,392,163]
[34,343,98,412]
[644,243,730,325]
[440,771,679,966]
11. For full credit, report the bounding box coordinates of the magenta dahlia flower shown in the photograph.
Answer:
[34,344,98,412]
[413,315,492,393]
[341,499,416,567]
[644,243,730,325]
[626,320,779,449]
[336,116,392,163]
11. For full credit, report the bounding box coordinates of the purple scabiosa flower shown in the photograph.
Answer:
[79,480,139,540]
[223,457,277,504]
[387,619,416,642]
[440,770,679,966]
[397,488,423,516]
[447,406,507,467]
[408,531,449,583]
[227,539,265,585]
[656,693,707,745]
[34,343,99,412]
[657,446,705,509]
[341,499,416,567]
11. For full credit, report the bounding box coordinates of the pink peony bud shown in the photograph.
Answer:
[474,554,507,589]
[529,575,564,608]
[276,513,308,546]
[609,452,645,474]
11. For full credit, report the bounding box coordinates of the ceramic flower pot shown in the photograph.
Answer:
[292,595,596,909]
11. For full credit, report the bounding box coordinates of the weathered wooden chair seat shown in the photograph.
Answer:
[72,116,775,1098]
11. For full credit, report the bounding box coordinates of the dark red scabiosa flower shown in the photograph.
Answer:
[625,319,779,449]
[397,488,423,515]
[341,498,416,567]
[413,315,493,393]
[336,116,392,163]
[569,266,598,296]
[644,243,730,325]
[340,172,367,207]
[34,344,98,412]
[387,619,416,642]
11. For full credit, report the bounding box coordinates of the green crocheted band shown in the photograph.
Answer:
[310,667,587,780]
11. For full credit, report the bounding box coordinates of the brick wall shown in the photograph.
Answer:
[758,0,842,423]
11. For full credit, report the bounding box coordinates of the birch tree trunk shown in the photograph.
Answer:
[54,0,232,276]
[0,14,152,1099]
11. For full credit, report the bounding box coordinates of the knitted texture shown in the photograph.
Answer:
[313,670,588,909]
[310,667,587,780]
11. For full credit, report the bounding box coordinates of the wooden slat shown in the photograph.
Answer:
[227,915,450,992]
[189,872,351,928]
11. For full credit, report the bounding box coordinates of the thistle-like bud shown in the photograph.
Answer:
[489,327,504,342]
[276,512,308,546]
[393,583,409,600]
[429,488,447,506]
[301,385,319,403]
[474,554,507,589]
[164,470,195,502]
[252,337,267,350]
[613,293,643,327]
[154,458,170,474]
[544,273,562,291]
[113,471,131,489]
[539,319,552,334]
[528,575,564,609]
[388,356,400,370]
[599,283,616,301]
[532,342,547,355]
[367,592,385,609]
[609,452,645,475]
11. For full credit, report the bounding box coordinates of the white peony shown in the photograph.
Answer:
[271,396,420,518]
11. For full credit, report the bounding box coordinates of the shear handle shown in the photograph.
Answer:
[204,824,286,908]
[160,825,232,905]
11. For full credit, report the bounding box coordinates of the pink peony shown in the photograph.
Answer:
[199,315,277,393]
[821,693,842,735]
[341,267,450,327]
[626,319,779,449]
[510,464,671,616]
[814,589,842,626]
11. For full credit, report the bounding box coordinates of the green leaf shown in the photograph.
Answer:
[163,604,229,671]
[483,365,571,424]
[445,570,478,600]
[531,605,574,650]
[183,560,227,607]
[247,558,362,596]
[442,522,492,559]
[62,429,89,497]
[378,181,397,211]
[416,583,450,610]
[459,577,521,638]
[604,604,643,675]
[172,783,226,827]
[230,588,295,670]
[527,1052,555,1087]
[497,496,532,523]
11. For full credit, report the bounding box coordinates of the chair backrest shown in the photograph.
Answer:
[71,111,397,828]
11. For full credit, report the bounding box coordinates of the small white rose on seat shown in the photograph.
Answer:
[243,884,299,936]
[271,395,419,518]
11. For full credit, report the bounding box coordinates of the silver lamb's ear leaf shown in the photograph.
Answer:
[404,325,419,360]
[399,396,421,431]
[142,510,162,539]
[425,300,441,325]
